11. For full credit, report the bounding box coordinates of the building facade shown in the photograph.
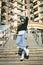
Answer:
[8,0,28,30]
[30,0,43,23]
[0,0,43,47]
[1,0,9,24]
[1,0,29,33]
[0,0,1,24]
[30,0,43,46]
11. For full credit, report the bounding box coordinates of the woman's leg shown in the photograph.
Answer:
[19,31,27,49]
[16,35,23,56]
[16,35,22,47]
[20,31,28,61]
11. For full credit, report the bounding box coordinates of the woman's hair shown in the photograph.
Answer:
[24,17,29,22]
[20,17,25,21]
[20,16,29,22]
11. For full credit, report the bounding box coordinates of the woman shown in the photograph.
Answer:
[16,17,29,61]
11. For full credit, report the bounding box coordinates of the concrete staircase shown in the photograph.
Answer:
[0,32,43,65]
[0,47,43,65]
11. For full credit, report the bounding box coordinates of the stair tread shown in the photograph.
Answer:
[0,52,43,55]
[0,54,43,57]
[0,61,43,64]
[0,47,43,50]
[0,57,43,61]
[0,48,43,65]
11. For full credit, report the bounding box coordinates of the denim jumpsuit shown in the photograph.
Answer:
[16,30,28,50]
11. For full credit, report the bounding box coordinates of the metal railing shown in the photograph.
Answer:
[0,25,10,46]
[29,29,43,47]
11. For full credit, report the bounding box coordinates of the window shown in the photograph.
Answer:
[33,1,37,6]
[34,14,38,18]
[30,5,33,9]
[1,8,6,14]
[1,16,6,20]
[30,10,34,14]
[39,4,43,7]
[25,0,27,4]
[2,2,6,6]
[30,0,33,3]
[34,7,38,12]
[40,12,43,14]
[41,19,43,23]
[8,11,13,16]
[30,17,34,20]
[1,16,6,21]
[39,0,43,2]
[9,0,13,2]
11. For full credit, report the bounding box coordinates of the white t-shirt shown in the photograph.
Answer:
[18,30,25,35]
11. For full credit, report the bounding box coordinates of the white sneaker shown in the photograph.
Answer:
[24,48,29,56]
[20,53,24,61]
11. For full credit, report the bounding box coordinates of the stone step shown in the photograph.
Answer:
[0,51,43,55]
[0,48,43,51]
[0,53,43,57]
[0,51,43,53]
[0,48,43,65]
[0,56,43,61]
[0,61,43,65]
[0,47,43,50]
[0,55,43,59]
[0,49,43,51]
